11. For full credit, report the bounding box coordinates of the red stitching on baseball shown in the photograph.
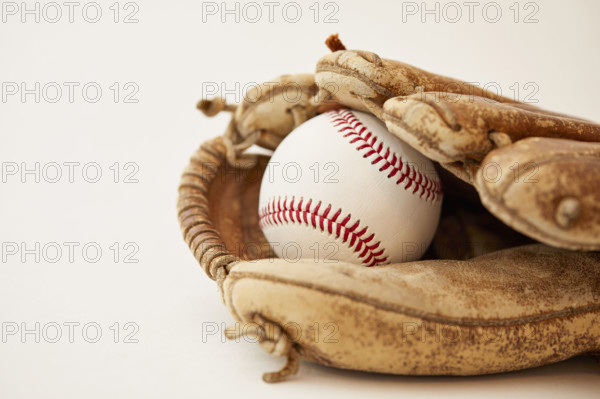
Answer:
[259,196,388,267]
[329,109,443,202]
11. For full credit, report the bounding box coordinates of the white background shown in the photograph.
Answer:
[1,0,599,397]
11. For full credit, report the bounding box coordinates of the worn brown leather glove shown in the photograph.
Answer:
[178,36,600,382]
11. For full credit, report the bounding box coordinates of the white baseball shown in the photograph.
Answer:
[258,109,443,266]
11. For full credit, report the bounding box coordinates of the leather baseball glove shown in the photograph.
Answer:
[178,35,600,382]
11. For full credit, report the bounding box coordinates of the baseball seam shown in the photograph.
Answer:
[259,196,389,267]
[329,109,442,202]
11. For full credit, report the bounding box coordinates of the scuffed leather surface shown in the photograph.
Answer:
[476,137,600,250]
[316,50,518,118]
[383,93,600,173]
[224,245,600,375]
[235,74,318,150]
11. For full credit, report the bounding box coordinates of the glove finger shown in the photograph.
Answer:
[475,136,600,250]
[235,74,319,150]
[315,50,517,117]
[383,93,600,181]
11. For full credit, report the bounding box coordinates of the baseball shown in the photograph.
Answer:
[258,108,443,266]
